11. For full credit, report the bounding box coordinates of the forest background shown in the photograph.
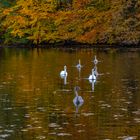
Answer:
[0,0,140,46]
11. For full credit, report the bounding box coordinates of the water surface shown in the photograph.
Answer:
[0,47,140,140]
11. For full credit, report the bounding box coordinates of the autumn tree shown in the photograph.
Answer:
[2,0,58,44]
[0,0,140,45]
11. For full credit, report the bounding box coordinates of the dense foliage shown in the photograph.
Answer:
[0,0,140,46]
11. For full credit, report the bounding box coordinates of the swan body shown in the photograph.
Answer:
[89,78,96,84]
[88,75,96,80]
[88,69,96,80]
[73,96,84,106]
[60,65,68,77]
[73,86,84,106]
[76,59,82,69]
[93,55,98,65]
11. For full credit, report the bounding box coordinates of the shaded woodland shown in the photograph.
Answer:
[0,0,140,46]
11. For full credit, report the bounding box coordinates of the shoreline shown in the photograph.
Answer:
[0,42,140,51]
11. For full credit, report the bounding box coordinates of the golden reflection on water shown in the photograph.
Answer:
[0,48,140,140]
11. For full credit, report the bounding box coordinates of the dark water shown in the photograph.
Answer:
[0,47,140,140]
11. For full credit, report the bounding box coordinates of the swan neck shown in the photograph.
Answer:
[64,66,67,72]
[75,91,78,97]
[79,59,81,65]
[92,69,95,76]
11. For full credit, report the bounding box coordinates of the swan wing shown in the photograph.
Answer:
[60,71,67,76]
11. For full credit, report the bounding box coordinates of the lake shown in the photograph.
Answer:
[0,47,140,140]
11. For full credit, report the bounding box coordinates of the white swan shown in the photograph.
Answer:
[76,59,82,69]
[93,55,98,65]
[88,69,96,81]
[93,65,98,77]
[73,86,84,106]
[60,65,68,78]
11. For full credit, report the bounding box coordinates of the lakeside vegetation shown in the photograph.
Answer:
[0,0,140,46]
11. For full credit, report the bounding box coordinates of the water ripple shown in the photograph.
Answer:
[48,132,57,135]
[36,136,46,139]
[77,130,85,133]
[48,123,60,128]
[99,104,111,108]
[57,133,72,136]
[133,118,140,123]
[4,129,14,133]
[0,134,10,139]
[132,109,140,115]
[118,136,137,140]
[82,112,94,117]
[21,129,28,132]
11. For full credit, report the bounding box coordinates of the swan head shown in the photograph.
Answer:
[93,66,97,71]
[74,86,80,92]
[64,65,67,70]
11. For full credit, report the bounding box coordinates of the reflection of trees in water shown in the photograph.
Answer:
[121,54,140,119]
[0,48,140,139]
[0,48,6,60]
[123,77,139,110]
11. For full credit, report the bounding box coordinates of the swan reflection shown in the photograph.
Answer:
[60,65,68,85]
[77,67,81,79]
[60,74,67,85]
[89,79,96,91]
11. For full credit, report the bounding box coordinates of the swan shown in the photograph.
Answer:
[60,65,68,78]
[76,59,82,69]
[93,55,98,65]
[88,69,96,80]
[93,65,98,77]
[73,86,84,106]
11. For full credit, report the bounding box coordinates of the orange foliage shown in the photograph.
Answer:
[73,0,91,9]
[1,0,140,45]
